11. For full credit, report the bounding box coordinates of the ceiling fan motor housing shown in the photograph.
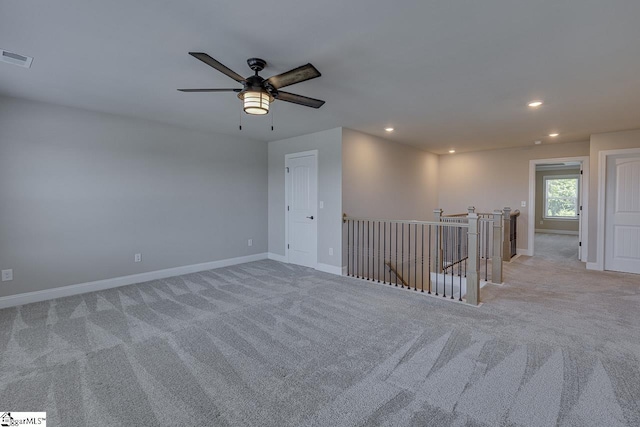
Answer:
[238,74,275,101]
[247,58,267,72]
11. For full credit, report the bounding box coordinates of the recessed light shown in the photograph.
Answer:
[384,127,394,132]
[528,100,543,108]
[535,140,542,145]
[449,149,456,154]
[549,133,559,137]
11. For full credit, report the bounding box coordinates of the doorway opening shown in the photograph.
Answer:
[528,156,589,262]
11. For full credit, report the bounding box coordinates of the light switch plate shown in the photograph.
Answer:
[1,269,13,281]
[521,201,527,207]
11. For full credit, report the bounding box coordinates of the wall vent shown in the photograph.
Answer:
[1,49,33,68]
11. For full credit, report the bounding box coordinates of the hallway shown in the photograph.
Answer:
[534,232,580,262]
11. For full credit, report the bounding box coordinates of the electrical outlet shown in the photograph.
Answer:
[540,221,543,225]
[248,239,253,247]
[319,201,324,209]
[134,253,142,263]
[1,269,13,282]
[329,248,334,256]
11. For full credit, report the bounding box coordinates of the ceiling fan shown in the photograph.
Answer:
[178,52,325,115]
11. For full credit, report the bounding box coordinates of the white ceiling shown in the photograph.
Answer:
[2,0,640,154]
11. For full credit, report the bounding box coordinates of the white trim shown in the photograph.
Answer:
[284,150,319,268]
[267,254,343,276]
[536,163,581,171]
[597,152,606,270]
[535,229,579,235]
[267,252,287,263]
[517,248,533,256]
[267,255,342,276]
[596,147,640,271]
[315,263,343,276]
[528,156,589,262]
[0,253,268,309]
[586,262,603,271]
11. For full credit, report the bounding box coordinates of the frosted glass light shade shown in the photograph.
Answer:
[243,91,270,115]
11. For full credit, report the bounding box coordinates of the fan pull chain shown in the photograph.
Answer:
[271,104,274,131]
[239,105,243,130]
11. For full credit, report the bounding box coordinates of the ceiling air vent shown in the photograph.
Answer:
[1,49,33,68]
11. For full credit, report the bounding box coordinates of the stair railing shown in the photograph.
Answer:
[502,207,520,261]
[441,207,505,283]
[343,214,482,305]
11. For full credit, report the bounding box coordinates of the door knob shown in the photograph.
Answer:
[306,216,314,220]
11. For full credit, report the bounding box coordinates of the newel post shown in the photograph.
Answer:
[467,213,480,305]
[492,210,503,284]
[434,209,443,273]
[467,206,476,214]
[503,207,512,262]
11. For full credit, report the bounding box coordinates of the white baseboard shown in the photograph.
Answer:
[316,263,343,276]
[0,252,268,309]
[586,262,603,271]
[267,252,287,263]
[266,254,344,277]
[517,249,533,256]
[535,229,579,235]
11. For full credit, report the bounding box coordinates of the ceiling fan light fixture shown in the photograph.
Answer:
[242,90,271,115]
[181,53,325,113]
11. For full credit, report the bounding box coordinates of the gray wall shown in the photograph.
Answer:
[0,96,267,298]
[588,129,640,262]
[342,128,439,268]
[535,167,580,233]
[438,141,590,252]
[342,128,439,220]
[267,128,342,268]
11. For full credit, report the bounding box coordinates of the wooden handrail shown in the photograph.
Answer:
[343,216,469,228]
[385,262,409,287]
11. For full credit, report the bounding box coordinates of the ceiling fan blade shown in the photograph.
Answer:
[266,64,321,89]
[178,88,241,92]
[275,91,325,109]
[188,52,245,83]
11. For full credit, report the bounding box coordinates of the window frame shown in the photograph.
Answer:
[543,174,580,220]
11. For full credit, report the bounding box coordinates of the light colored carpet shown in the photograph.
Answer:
[0,258,639,426]
[534,232,579,262]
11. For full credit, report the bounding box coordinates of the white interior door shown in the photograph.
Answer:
[605,154,640,274]
[286,153,317,268]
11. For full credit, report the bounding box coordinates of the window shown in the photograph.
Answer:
[544,175,579,219]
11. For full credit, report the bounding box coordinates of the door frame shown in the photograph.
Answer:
[528,156,589,261]
[594,147,640,271]
[284,150,319,267]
